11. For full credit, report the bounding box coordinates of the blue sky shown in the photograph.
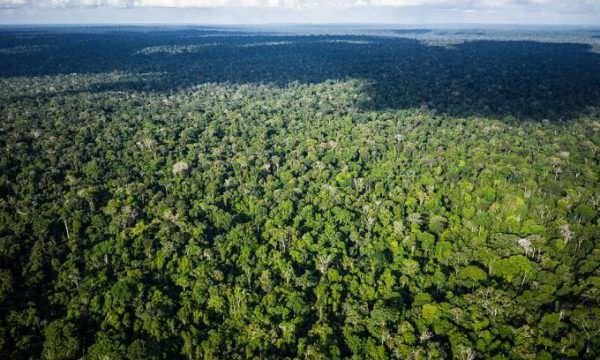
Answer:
[0,0,599,24]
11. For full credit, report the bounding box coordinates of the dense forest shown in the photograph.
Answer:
[0,26,599,359]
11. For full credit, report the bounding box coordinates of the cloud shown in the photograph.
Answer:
[0,0,598,25]
[0,0,597,10]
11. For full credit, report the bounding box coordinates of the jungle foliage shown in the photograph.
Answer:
[0,27,599,359]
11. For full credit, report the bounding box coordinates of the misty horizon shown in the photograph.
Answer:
[1,1,599,25]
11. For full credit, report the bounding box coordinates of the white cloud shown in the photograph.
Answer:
[0,0,26,5]
[0,0,598,15]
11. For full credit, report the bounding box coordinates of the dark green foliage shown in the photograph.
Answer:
[0,27,599,359]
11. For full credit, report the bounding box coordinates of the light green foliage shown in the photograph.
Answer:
[456,265,488,288]
[422,304,442,325]
[493,256,533,284]
[42,320,79,360]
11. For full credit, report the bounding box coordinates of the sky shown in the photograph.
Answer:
[0,0,599,25]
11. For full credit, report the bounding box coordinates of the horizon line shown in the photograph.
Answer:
[1,22,599,27]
